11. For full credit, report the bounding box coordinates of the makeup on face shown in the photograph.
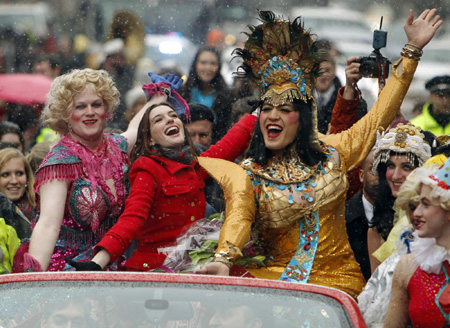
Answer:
[68,86,107,149]
[259,102,300,156]
[385,155,416,198]
[149,105,185,149]
[414,184,449,241]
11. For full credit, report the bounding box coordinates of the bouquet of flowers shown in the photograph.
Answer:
[156,214,269,273]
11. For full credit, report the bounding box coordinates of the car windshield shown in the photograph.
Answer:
[2,280,354,328]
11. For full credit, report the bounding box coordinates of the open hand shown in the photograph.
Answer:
[195,262,230,276]
[404,9,443,49]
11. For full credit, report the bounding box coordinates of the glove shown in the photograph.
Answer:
[65,258,102,271]
[148,72,169,84]
[163,73,183,90]
[144,72,172,101]
[143,72,190,120]
[147,72,183,91]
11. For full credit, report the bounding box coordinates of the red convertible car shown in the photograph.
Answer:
[0,272,367,327]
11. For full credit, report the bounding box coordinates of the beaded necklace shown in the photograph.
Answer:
[243,144,334,206]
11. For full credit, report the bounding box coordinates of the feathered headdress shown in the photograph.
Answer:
[234,10,321,106]
[234,10,322,150]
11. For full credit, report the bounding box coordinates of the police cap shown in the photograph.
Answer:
[425,75,450,95]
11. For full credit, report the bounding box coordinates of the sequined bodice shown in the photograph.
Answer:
[409,263,450,327]
[242,146,345,229]
[66,177,123,232]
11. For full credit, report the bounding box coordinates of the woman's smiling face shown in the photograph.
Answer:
[414,184,450,241]
[0,157,27,202]
[385,154,416,198]
[149,105,185,149]
[195,50,219,84]
[259,101,300,156]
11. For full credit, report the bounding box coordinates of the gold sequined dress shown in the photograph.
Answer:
[216,57,418,299]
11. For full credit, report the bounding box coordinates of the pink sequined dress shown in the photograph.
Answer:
[32,133,130,271]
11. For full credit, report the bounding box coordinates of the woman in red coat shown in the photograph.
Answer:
[68,78,257,271]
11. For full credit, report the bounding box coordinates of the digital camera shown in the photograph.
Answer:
[354,23,391,80]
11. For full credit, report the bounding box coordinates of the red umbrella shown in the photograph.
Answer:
[0,73,53,105]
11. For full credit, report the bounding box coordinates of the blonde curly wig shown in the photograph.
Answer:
[396,165,440,215]
[42,68,120,135]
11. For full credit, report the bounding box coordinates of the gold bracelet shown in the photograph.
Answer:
[404,45,423,56]
[405,43,423,53]
[401,45,422,61]
[213,251,234,269]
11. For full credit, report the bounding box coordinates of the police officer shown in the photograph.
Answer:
[411,75,450,135]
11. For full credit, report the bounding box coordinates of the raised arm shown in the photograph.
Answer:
[122,73,184,155]
[405,9,442,50]
[122,93,167,155]
[28,180,69,270]
[329,56,362,134]
[323,9,442,171]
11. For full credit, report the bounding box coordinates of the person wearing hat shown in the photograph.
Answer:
[384,156,450,327]
[196,8,442,299]
[411,75,450,135]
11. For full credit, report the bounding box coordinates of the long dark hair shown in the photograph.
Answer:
[129,103,197,165]
[245,98,327,166]
[180,47,228,96]
[371,152,420,240]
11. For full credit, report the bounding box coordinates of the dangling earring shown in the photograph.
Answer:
[68,122,73,132]
[150,140,155,147]
[106,112,114,122]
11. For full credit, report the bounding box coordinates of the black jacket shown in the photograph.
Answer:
[316,77,342,134]
[345,191,371,281]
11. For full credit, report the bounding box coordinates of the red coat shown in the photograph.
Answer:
[96,114,256,271]
[330,87,363,200]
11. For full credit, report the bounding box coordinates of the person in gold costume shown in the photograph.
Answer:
[198,9,442,299]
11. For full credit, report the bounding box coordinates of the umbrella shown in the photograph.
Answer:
[0,73,53,105]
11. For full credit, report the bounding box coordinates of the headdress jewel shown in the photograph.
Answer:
[234,10,321,106]
[372,123,431,174]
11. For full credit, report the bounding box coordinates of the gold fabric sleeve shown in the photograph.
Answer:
[321,57,419,171]
[197,157,255,262]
